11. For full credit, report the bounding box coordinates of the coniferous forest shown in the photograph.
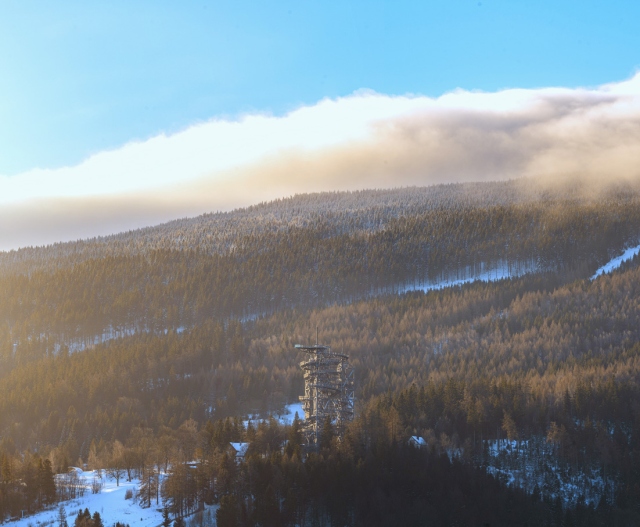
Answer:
[3,179,640,524]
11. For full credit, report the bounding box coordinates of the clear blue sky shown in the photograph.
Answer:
[1,0,638,176]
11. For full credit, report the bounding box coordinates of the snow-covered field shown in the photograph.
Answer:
[9,470,166,527]
[8,469,220,527]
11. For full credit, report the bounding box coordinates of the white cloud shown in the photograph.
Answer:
[2,73,640,250]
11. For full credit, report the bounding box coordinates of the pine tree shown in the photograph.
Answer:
[41,459,57,505]
[74,508,91,527]
[57,504,68,527]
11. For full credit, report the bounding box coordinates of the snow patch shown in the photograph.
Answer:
[484,437,614,506]
[591,244,640,279]
[279,402,305,425]
[244,403,305,428]
[400,260,538,294]
[8,469,164,527]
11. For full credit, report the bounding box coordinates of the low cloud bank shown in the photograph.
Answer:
[2,74,640,250]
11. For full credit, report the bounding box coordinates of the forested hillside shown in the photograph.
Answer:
[2,178,639,276]
[3,180,640,523]
[3,258,640,454]
[0,180,558,275]
[2,182,640,369]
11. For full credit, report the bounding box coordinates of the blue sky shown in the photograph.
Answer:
[2,0,639,175]
[1,1,640,250]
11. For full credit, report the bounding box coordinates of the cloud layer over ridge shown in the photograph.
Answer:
[2,74,640,250]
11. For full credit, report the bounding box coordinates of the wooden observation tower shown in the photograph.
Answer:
[294,332,355,448]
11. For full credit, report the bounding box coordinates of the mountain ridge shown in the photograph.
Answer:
[4,177,638,276]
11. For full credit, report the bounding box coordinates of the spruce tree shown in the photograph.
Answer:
[41,459,57,505]
[286,413,303,459]
[57,504,68,527]
[320,416,334,450]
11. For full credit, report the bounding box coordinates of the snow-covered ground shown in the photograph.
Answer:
[400,259,538,294]
[9,407,305,526]
[278,402,305,425]
[245,402,305,428]
[401,244,640,292]
[484,438,614,506]
[60,326,187,354]
[403,244,640,293]
[9,468,219,527]
[8,470,165,527]
[591,243,640,279]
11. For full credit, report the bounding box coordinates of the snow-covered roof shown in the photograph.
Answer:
[409,436,427,447]
[230,442,250,456]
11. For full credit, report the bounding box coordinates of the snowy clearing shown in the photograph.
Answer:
[7,468,219,527]
[591,243,640,280]
[400,260,538,294]
[8,470,164,527]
